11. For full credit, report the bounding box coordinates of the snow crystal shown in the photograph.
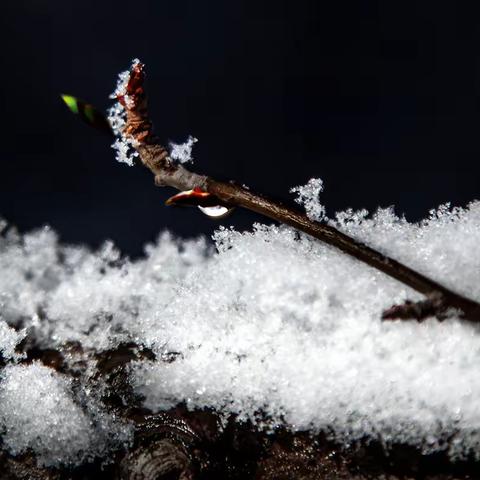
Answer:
[0,363,131,466]
[2,192,480,462]
[0,363,91,465]
[108,61,197,167]
[169,135,198,164]
[107,102,126,136]
[110,136,139,167]
[107,59,142,166]
[107,100,139,166]
[0,320,26,361]
[109,58,141,102]
[290,177,326,221]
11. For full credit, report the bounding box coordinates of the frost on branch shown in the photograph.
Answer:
[290,178,326,221]
[169,135,198,164]
[107,58,142,166]
[2,196,480,466]
[108,59,198,167]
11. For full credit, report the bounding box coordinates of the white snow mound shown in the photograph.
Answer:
[2,190,480,463]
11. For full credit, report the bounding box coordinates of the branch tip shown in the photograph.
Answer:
[382,294,448,322]
[165,188,230,208]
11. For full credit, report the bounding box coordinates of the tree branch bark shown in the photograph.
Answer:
[119,61,480,324]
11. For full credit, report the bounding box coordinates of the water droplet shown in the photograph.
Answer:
[198,205,233,219]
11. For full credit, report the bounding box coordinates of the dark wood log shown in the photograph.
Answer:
[3,341,478,480]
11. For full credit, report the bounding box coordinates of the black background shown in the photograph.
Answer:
[2,1,480,256]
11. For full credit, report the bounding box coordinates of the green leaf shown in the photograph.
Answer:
[60,94,113,136]
[61,94,79,114]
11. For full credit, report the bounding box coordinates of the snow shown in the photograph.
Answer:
[169,135,198,164]
[108,60,197,167]
[0,363,92,465]
[0,363,131,466]
[0,320,25,361]
[2,182,480,464]
[109,58,141,103]
[110,136,139,167]
[290,177,325,221]
[107,59,142,166]
[107,59,196,167]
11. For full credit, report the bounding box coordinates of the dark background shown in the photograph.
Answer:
[2,1,480,256]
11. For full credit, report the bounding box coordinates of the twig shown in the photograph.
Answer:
[381,293,454,322]
[117,62,480,323]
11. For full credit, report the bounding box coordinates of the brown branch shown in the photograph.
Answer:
[381,293,453,322]
[118,62,480,324]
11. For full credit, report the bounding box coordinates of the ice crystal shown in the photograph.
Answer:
[110,136,139,167]
[109,58,141,102]
[0,363,131,466]
[107,59,142,166]
[290,178,326,221]
[0,320,25,361]
[169,135,198,164]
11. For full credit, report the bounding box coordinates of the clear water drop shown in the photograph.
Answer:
[198,205,233,219]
